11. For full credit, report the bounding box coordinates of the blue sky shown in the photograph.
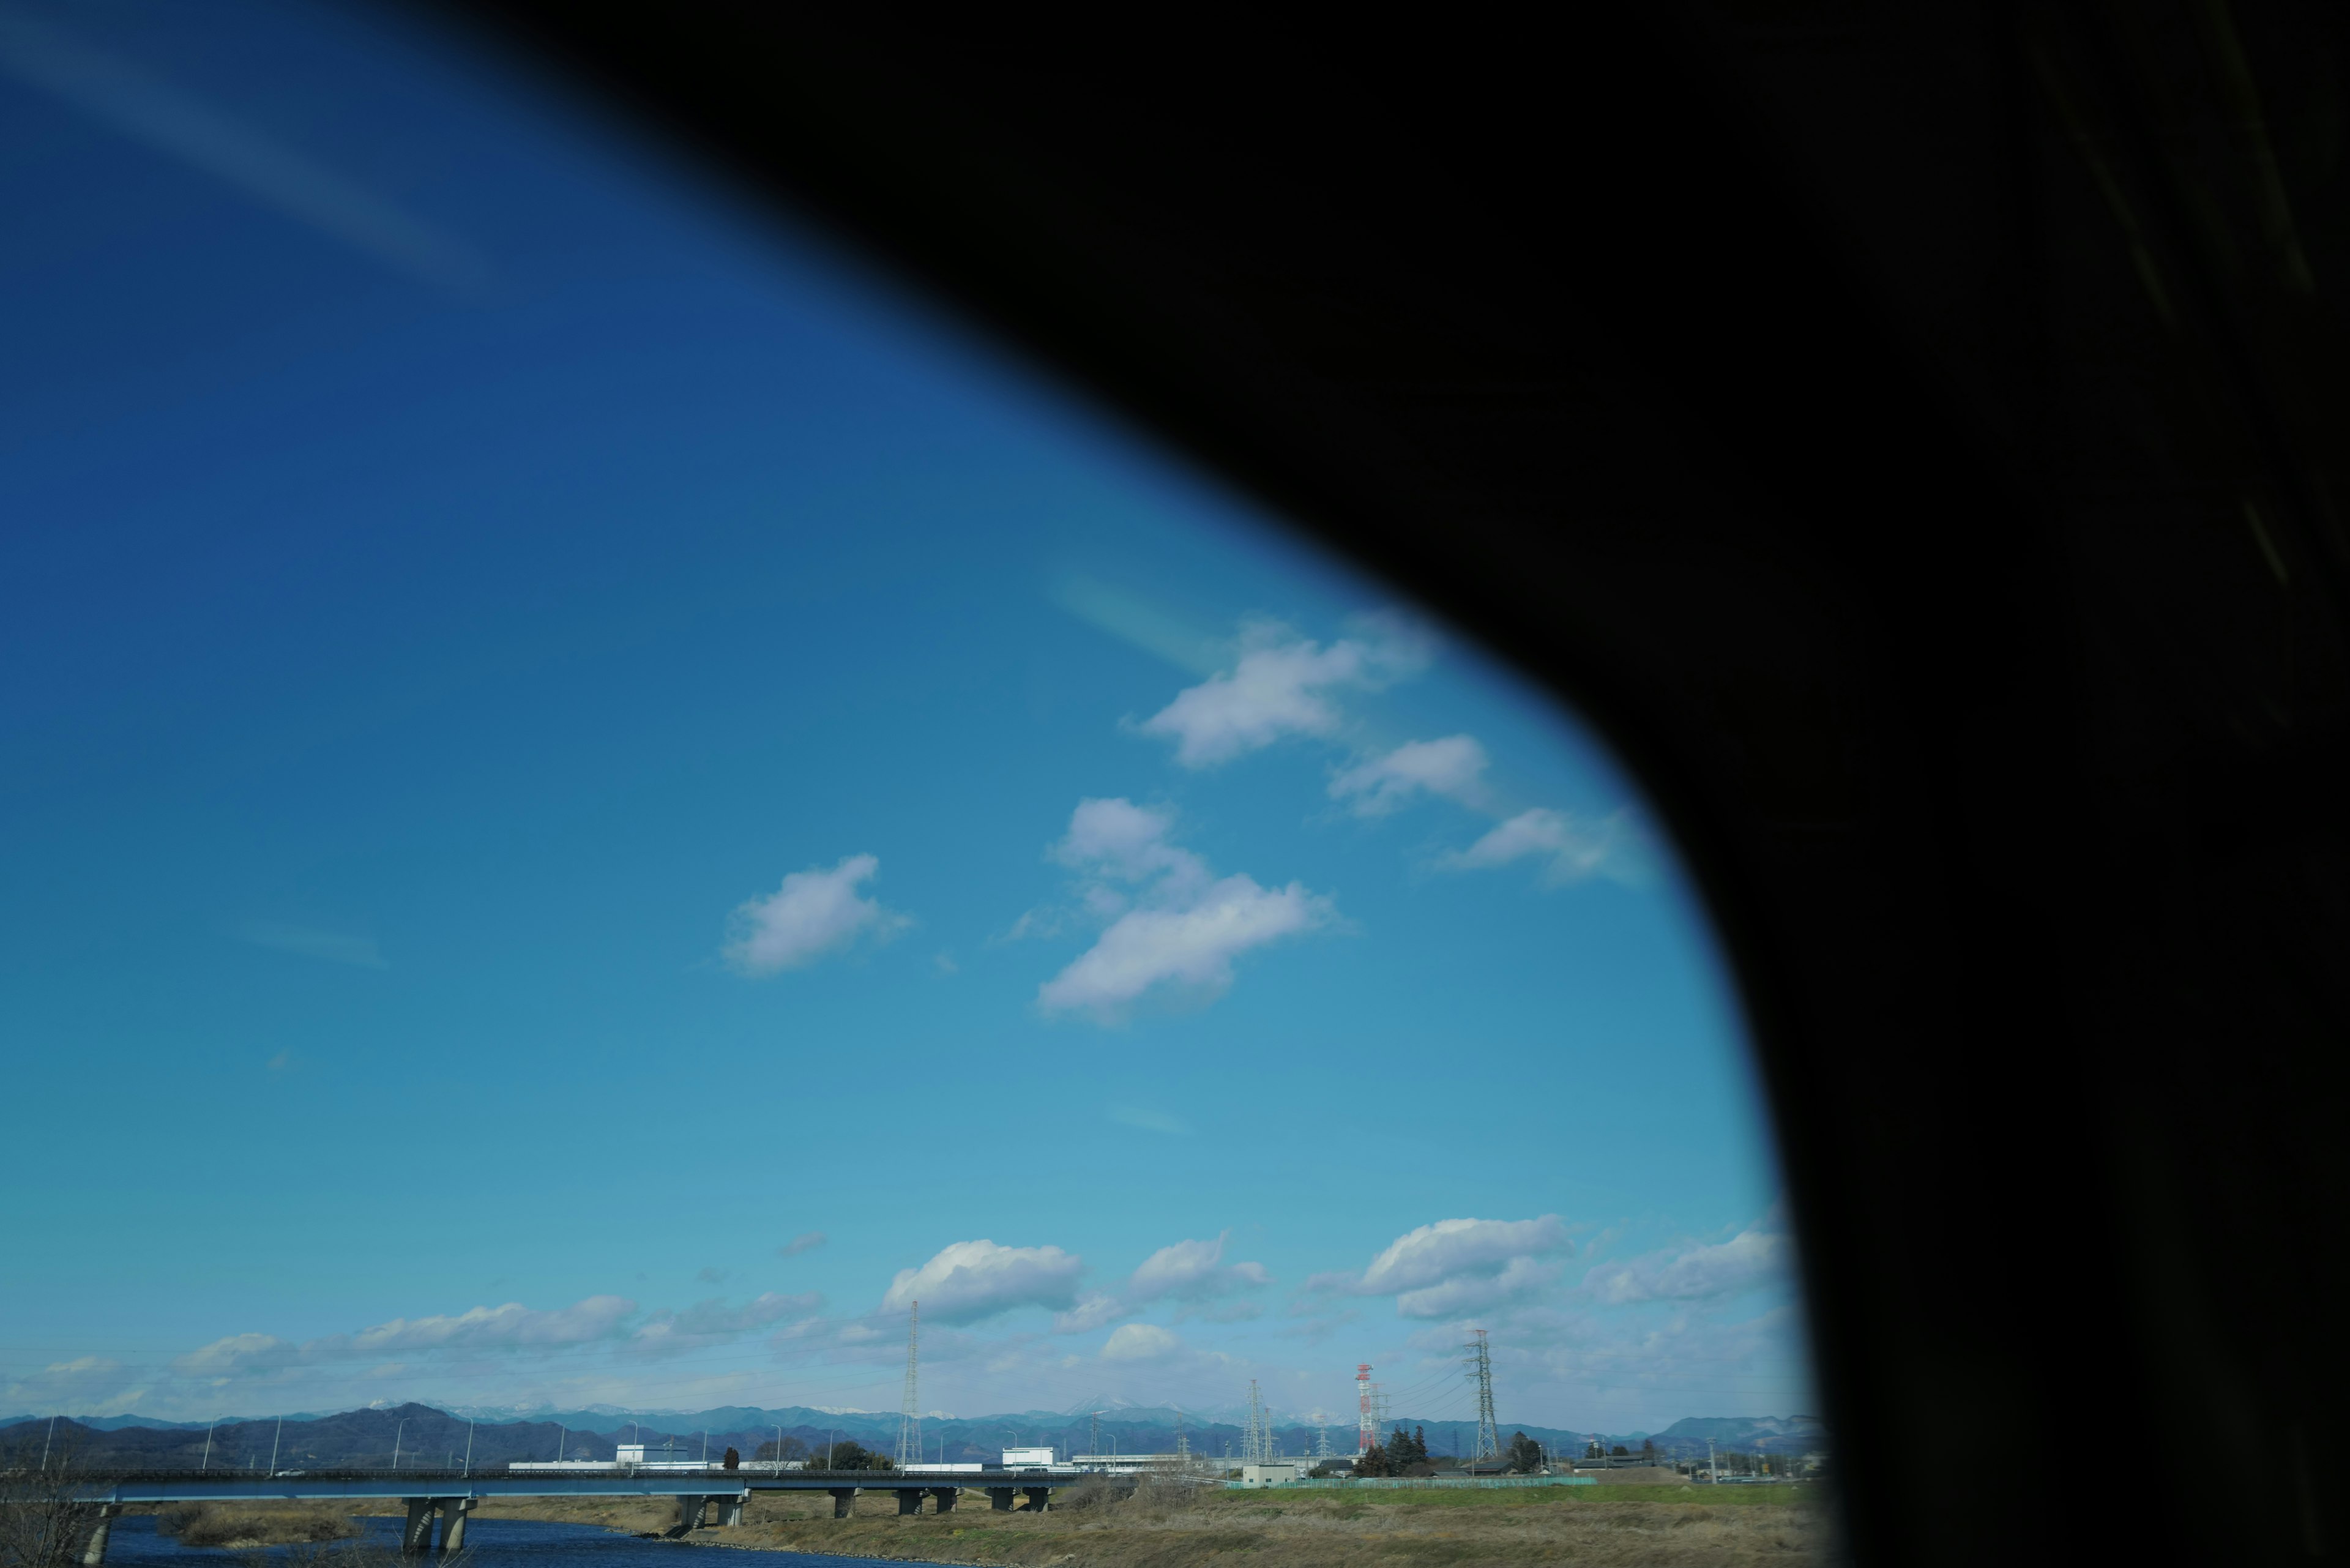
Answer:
[0,0,1807,1435]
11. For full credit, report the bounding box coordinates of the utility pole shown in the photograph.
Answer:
[1464,1329,1500,1462]
[463,1421,474,1476]
[202,1421,215,1472]
[1356,1365,1375,1452]
[42,1416,54,1471]
[553,1426,563,1465]
[1707,1438,1717,1484]
[269,1417,283,1476]
[1089,1409,1102,1458]
[895,1301,922,1469]
[1175,1407,1190,1462]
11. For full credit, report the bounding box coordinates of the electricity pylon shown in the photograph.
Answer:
[1465,1328,1500,1462]
[895,1301,921,1469]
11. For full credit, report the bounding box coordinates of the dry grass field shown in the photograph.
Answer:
[443,1481,1830,1568]
[149,1503,359,1548]
[209,1479,1831,1567]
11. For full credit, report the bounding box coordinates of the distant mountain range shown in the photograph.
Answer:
[0,1403,1826,1468]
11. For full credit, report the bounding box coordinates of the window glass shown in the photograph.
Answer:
[0,0,1822,1545]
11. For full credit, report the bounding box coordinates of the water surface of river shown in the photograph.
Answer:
[103,1513,922,1568]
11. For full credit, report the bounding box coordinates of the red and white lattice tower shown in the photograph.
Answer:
[1356,1364,1375,1452]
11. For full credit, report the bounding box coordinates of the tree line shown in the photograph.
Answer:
[754,1435,894,1471]
[1347,1425,1548,1476]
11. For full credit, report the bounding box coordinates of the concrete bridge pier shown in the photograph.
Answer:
[827,1488,857,1519]
[716,1496,744,1527]
[1023,1486,1050,1512]
[402,1500,436,1556]
[439,1499,474,1554]
[671,1496,708,1536]
[892,1488,924,1516]
[80,1505,117,1566]
[986,1488,1015,1512]
[928,1487,956,1514]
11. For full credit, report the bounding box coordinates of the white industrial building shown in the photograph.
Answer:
[1236,1462,1308,1487]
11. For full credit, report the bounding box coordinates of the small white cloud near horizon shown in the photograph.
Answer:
[1054,1231,1271,1332]
[1441,808,1625,886]
[1395,1255,1564,1318]
[778,1232,827,1258]
[1584,1226,1789,1305]
[1038,799,1335,1020]
[1330,734,1491,816]
[632,1291,823,1356]
[724,853,909,975]
[172,1294,640,1378]
[1313,1216,1575,1320]
[1,1355,140,1414]
[882,1239,1084,1325]
[1100,1323,1182,1361]
[1128,1233,1272,1304]
[1138,616,1430,769]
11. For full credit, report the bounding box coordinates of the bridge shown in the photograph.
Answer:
[67,1468,1102,1559]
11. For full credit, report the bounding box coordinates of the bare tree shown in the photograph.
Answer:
[0,1441,99,1568]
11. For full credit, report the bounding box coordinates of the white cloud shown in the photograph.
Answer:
[348,1296,636,1353]
[1040,877,1330,1017]
[1356,1216,1574,1295]
[1054,1294,1125,1334]
[1329,735,1491,816]
[1037,800,1335,1020]
[724,853,908,975]
[2,1356,143,1413]
[1128,1234,1272,1303]
[1440,808,1622,886]
[1395,1256,1564,1319]
[171,1294,638,1378]
[171,1333,298,1377]
[1584,1227,1789,1304]
[882,1239,1084,1324]
[632,1291,823,1355]
[1139,617,1428,768]
[778,1231,827,1258]
[1052,798,1205,892]
[1318,1217,1575,1320]
[1100,1323,1182,1361]
[1053,1232,1271,1332]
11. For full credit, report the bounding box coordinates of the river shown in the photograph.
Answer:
[102,1514,924,1568]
